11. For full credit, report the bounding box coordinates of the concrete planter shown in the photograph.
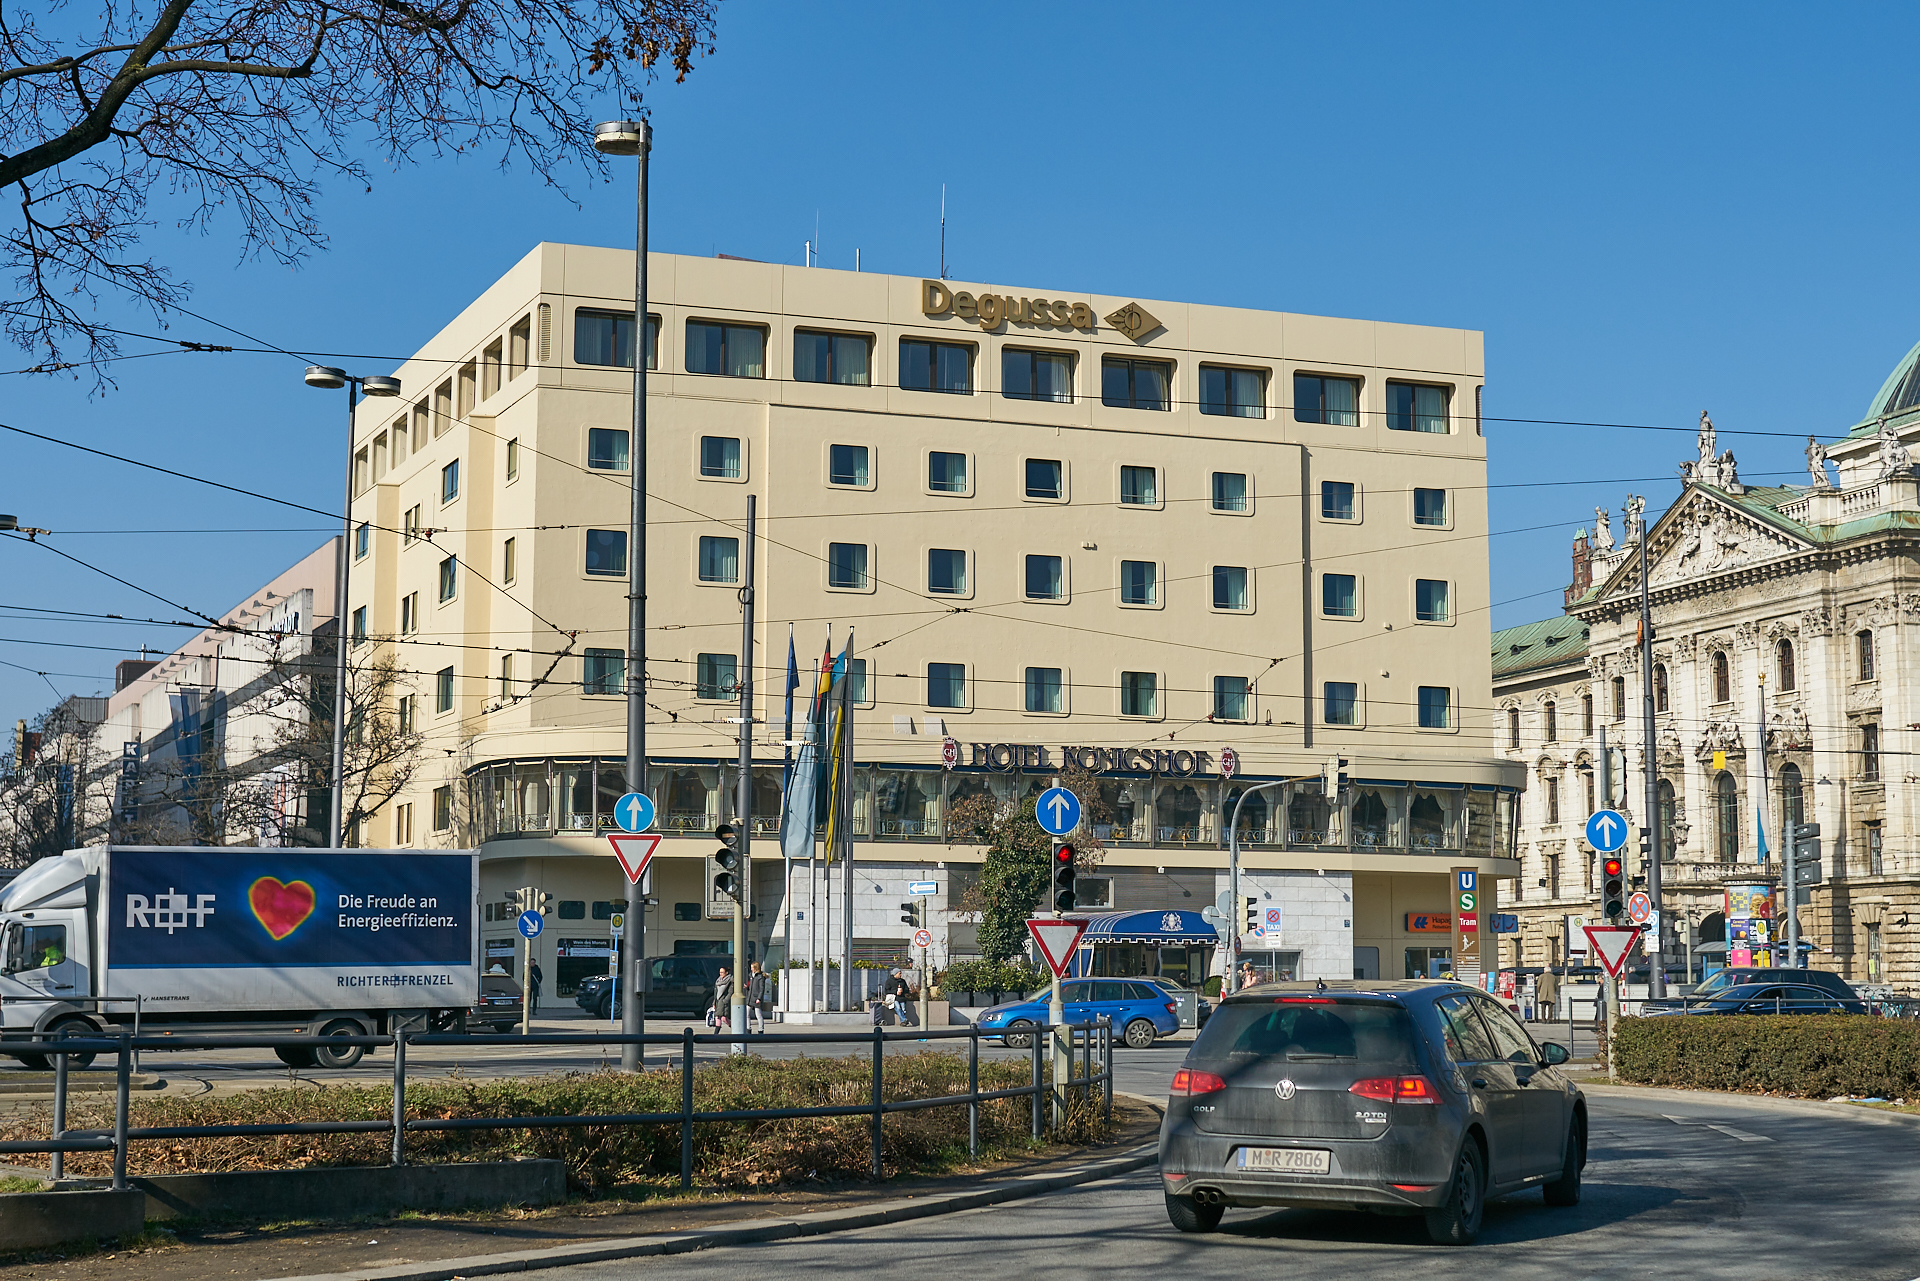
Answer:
[0,1188,144,1250]
[135,1158,567,1222]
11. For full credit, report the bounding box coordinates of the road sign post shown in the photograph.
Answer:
[1035,787,1082,837]
[607,832,662,886]
[515,893,547,1037]
[1034,786,1080,1127]
[1585,923,1641,1080]
[1027,915,1088,1130]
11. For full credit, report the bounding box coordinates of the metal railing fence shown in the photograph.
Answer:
[0,1020,1114,1192]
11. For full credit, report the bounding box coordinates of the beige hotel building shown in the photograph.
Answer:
[345,243,1523,1008]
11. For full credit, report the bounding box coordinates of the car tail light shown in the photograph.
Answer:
[1276,997,1335,1004]
[1171,1069,1227,1096]
[1164,1002,1178,1015]
[1349,1076,1440,1104]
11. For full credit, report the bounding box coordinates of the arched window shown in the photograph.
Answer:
[1858,629,1876,681]
[1779,762,1804,832]
[1544,701,1557,742]
[1657,778,1676,860]
[1712,651,1731,704]
[1507,707,1520,750]
[1654,663,1669,712]
[1714,771,1740,860]
[1776,638,1796,692]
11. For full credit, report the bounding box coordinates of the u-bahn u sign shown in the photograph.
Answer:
[964,742,1220,777]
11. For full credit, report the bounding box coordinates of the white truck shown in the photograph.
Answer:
[0,845,480,1069]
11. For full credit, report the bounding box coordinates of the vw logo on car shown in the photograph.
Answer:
[1274,1078,1296,1100]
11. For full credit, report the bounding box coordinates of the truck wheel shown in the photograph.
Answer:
[47,1019,98,1071]
[313,1020,367,1069]
[275,1046,317,1068]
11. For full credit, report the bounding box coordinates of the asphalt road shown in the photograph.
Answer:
[534,1089,1920,1281]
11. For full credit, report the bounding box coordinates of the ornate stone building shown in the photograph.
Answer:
[1495,349,1920,988]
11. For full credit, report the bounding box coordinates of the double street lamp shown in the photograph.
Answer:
[304,365,402,848]
[593,118,654,1071]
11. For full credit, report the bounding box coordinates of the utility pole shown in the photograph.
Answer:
[1636,498,1666,999]
[730,496,757,1052]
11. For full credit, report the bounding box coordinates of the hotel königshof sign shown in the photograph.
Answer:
[954,740,1226,777]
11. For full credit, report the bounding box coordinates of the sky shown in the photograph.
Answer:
[6,1,1920,733]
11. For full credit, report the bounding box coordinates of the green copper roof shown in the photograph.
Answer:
[1850,337,1920,436]
[1491,616,1589,681]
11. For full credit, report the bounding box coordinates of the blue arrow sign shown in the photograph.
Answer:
[1585,809,1628,853]
[907,880,939,896]
[1035,787,1082,837]
[517,910,545,940]
[613,792,655,833]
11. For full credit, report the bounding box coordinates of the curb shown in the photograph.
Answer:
[0,1073,164,1096]
[262,1144,1161,1281]
[1582,1081,1920,1125]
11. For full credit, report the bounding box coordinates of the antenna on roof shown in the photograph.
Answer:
[939,184,949,280]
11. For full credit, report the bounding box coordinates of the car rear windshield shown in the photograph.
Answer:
[481,976,522,996]
[1190,1000,1416,1065]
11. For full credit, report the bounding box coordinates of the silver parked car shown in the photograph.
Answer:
[1158,980,1586,1245]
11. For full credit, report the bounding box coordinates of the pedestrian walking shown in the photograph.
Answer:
[528,961,543,1014]
[1239,961,1258,990]
[710,966,734,1033]
[885,967,918,1028]
[1535,968,1560,1023]
[746,961,772,1033]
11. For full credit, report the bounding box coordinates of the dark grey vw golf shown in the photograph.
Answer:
[1158,980,1586,1244]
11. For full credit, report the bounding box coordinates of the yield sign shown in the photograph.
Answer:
[606,832,662,885]
[1026,917,1090,978]
[1583,925,1641,977]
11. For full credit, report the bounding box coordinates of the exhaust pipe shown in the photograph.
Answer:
[1191,1187,1225,1206]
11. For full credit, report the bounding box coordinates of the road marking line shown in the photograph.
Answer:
[1661,1113,1772,1142]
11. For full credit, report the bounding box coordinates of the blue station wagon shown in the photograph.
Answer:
[975,978,1182,1048]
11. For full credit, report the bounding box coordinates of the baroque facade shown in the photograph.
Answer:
[1495,354,1920,988]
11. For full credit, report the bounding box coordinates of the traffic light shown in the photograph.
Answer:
[514,886,553,916]
[1321,755,1350,798]
[1051,840,1077,912]
[712,823,743,901]
[900,901,923,928]
[1792,822,1823,887]
[1601,857,1625,921]
[1243,896,1260,933]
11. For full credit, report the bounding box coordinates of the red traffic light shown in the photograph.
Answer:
[1054,844,1075,864]
[1603,857,1623,877]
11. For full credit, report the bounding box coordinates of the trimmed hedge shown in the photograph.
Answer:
[1614,1015,1920,1097]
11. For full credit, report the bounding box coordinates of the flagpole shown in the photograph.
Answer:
[837,631,856,1014]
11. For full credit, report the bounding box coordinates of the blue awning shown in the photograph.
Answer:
[1074,910,1219,947]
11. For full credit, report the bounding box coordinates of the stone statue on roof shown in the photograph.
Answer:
[1878,419,1914,478]
[1806,436,1834,490]
[1592,506,1614,552]
[1625,493,1646,540]
[1716,449,1740,490]
[1697,411,1717,468]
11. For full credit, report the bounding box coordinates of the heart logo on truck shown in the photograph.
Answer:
[249,877,316,941]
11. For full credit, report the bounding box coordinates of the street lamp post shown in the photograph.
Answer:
[304,365,401,848]
[593,118,653,1072]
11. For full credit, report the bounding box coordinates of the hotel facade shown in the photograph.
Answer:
[344,244,1522,1007]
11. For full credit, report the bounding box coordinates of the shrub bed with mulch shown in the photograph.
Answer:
[1613,1015,1920,1097]
[0,1052,1109,1193]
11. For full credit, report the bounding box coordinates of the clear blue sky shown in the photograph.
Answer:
[6,1,1919,732]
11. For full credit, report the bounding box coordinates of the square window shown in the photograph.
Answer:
[1199,366,1264,417]
[900,339,972,393]
[673,902,702,922]
[588,427,630,471]
[1120,465,1158,506]
[1101,357,1171,410]
[1324,681,1358,725]
[1322,573,1357,617]
[437,556,457,603]
[390,419,408,466]
[1416,578,1450,622]
[1026,458,1063,500]
[434,380,453,435]
[928,451,968,493]
[829,443,870,487]
[404,505,421,544]
[575,308,658,369]
[697,653,738,700]
[583,648,624,695]
[685,321,765,378]
[1121,670,1159,717]
[1025,666,1064,713]
[482,339,502,399]
[1025,554,1063,600]
[585,529,628,577]
[400,592,418,634]
[500,653,514,699]
[793,330,872,385]
[351,605,367,645]
[353,447,370,496]
[1414,488,1448,526]
[435,666,454,712]
[506,438,519,481]
[354,521,370,560]
[827,541,869,589]
[1418,686,1453,729]
[927,662,966,708]
[441,459,460,504]
[433,785,452,830]
[927,548,967,594]
[1003,349,1073,402]
[1120,560,1158,606]
[1321,481,1356,520]
[1293,374,1360,426]
[1212,472,1248,512]
[699,535,741,583]
[502,537,516,585]
[1387,381,1449,433]
[1213,565,1249,611]
[700,436,742,478]
[1213,675,1250,721]
[458,362,476,417]
[847,657,870,705]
